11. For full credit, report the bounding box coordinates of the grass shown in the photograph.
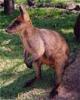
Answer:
[0,7,80,99]
[16,0,80,4]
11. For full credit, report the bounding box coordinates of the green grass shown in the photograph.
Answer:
[16,0,80,4]
[0,8,80,99]
[16,0,27,4]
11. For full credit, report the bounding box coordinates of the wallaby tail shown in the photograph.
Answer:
[64,48,79,70]
[69,52,76,65]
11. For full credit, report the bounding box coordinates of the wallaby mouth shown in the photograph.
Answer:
[5,27,14,34]
[5,28,9,33]
[5,28,12,33]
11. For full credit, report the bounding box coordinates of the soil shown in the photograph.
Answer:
[53,49,80,100]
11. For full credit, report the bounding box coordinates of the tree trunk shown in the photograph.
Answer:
[4,0,14,15]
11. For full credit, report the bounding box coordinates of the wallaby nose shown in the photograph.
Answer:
[5,29,8,32]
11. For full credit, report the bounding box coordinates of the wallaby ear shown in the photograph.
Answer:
[19,5,30,21]
[19,5,26,15]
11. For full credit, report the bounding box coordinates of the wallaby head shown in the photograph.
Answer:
[6,5,32,34]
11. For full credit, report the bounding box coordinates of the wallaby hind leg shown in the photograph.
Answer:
[49,62,65,98]
[23,61,42,87]
[33,61,42,80]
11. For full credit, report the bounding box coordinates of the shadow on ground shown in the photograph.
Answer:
[0,67,54,99]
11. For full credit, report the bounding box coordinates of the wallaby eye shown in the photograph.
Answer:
[8,20,21,29]
[14,20,21,25]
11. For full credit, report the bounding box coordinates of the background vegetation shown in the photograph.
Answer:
[16,0,80,4]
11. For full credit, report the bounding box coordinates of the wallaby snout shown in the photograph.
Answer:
[6,26,14,33]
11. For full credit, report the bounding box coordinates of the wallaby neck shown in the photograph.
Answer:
[25,20,34,37]
[19,25,34,51]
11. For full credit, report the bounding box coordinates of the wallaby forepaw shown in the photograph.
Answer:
[25,59,33,69]
[26,62,33,69]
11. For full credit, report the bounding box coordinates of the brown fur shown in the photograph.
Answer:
[6,5,70,98]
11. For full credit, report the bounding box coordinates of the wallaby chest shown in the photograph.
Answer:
[27,32,45,56]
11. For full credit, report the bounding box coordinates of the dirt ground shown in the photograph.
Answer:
[53,49,80,100]
[17,49,80,100]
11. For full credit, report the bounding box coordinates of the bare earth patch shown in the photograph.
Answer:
[17,49,80,100]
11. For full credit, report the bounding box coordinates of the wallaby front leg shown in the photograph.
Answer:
[24,50,44,69]
[23,61,41,87]
[24,50,33,69]
[49,64,64,98]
